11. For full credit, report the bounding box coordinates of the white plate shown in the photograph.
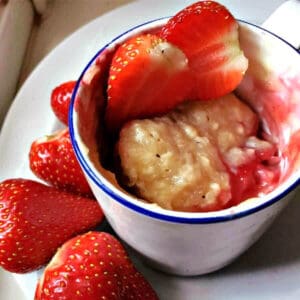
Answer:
[1,0,299,299]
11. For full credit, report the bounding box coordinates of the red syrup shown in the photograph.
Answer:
[226,152,281,207]
[227,73,300,207]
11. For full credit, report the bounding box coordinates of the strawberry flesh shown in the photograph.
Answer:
[105,33,192,133]
[160,1,248,100]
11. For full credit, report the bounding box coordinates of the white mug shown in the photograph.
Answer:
[70,0,300,276]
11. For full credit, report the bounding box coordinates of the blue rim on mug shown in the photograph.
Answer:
[69,17,300,224]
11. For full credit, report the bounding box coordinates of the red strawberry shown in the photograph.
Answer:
[0,179,104,273]
[105,33,192,133]
[29,128,93,197]
[160,1,248,100]
[51,80,76,125]
[35,231,159,300]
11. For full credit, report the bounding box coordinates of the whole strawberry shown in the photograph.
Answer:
[35,231,159,300]
[51,80,76,125]
[29,128,93,197]
[0,179,104,273]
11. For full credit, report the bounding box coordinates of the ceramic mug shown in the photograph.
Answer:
[70,0,300,276]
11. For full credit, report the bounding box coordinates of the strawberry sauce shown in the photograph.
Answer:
[225,151,281,207]
[233,72,300,207]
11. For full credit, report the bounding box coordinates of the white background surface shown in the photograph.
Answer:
[1,0,299,299]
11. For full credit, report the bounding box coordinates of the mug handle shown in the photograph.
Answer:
[262,0,300,50]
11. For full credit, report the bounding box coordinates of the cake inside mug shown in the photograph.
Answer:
[116,93,280,212]
[74,1,300,213]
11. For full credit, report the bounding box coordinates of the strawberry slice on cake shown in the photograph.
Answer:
[105,34,192,133]
[160,1,248,100]
[105,1,248,133]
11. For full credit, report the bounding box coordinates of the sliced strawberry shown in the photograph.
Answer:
[0,179,104,273]
[51,80,76,125]
[35,231,159,300]
[29,128,93,197]
[160,1,248,100]
[105,33,192,133]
